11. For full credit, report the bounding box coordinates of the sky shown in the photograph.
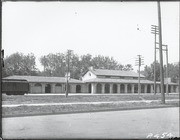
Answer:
[2,1,179,72]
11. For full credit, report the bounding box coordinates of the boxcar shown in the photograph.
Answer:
[2,79,29,95]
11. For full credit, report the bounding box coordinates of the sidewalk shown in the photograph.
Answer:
[2,99,179,108]
[26,93,179,96]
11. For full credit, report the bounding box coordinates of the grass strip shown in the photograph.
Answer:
[2,100,179,117]
[2,94,179,105]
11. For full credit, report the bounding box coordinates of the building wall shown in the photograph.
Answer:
[55,84,63,93]
[28,81,179,94]
[81,84,88,93]
[30,83,42,93]
[29,82,89,94]
[32,85,42,93]
[55,86,62,93]
[82,71,97,81]
[30,83,65,94]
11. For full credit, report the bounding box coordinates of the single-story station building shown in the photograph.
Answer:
[82,68,179,94]
[3,75,86,94]
[3,68,179,94]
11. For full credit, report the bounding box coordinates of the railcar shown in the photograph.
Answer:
[2,79,29,95]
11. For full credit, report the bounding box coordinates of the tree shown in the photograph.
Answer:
[40,53,66,77]
[141,61,179,82]
[68,52,81,79]
[2,52,38,77]
[79,54,93,75]
[141,61,161,81]
[164,63,179,83]
[39,51,136,78]
[40,51,82,79]
[141,65,154,81]
[123,64,133,71]
[91,55,120,70]
[22,53,38,75]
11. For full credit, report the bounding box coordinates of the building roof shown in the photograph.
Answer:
[90,69,145,78]
[3,75,83,84]
[4,75,177,85]
[84,78,153,84]
[83,78,178,85]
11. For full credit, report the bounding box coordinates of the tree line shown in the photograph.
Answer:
[141,61,179,83]
[2,51,133,79]
[2,51,179,83]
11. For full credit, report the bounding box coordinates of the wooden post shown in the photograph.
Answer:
[138,55,141,95]
[151,25,159,95]
[165,45,169,95]
[66,50,72,97]
[0,1,2,137]
[154,29,157,95]
[179,2,180,95]
[157,1,165,104]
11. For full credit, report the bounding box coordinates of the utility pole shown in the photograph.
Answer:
[155,43,169,95]
[151,25,159,95]
[165,45,169,95]
[65,50,72,98]
[135,55,144,95]
[179,1,180,96]
[0,1,2,137]
[157,1,165,104]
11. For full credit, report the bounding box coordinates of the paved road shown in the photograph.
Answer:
[2,107,179,139]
